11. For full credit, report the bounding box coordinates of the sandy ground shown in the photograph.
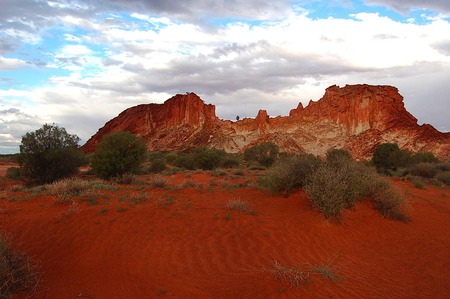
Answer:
[0,163,17,176]
[1,171,449,298]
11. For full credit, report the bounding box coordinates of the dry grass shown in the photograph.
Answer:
[46,178,93,203]
[226,199,256,215]
[148,174,168,188]
[0,234,40,298]
[271,260,310,288]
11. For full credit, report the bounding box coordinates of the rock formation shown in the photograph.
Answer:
[83,85,450,161]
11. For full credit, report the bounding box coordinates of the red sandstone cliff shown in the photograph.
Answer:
[83,85,450,161]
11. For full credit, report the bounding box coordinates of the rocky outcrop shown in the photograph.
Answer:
[83,85,450,161]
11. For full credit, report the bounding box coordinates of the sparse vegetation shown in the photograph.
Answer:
[149,159,167,173]
[244,142,279,167]
[226,199,255,215]
[369,178,410,222]
[0,234,40,298]
[259,154,322,196]
[271,260,310,288]
[18,123,85,184]
[5,167,21,180]
[91,131,147,179]
[46,178,93,203]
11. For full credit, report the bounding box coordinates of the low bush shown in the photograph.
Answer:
[436,172,450,185]
[226,199,255,215]
[409,162,438,178]
[305,165,350,219]
[46,178,93,203]
[0,234,40,298]
[260,154,322,196]
[148,174,168,188]
[436,163,450,172]
[411,152,439,164]
[369,178,410,222]
[5,167,21,180]
[244,142,279,167]
[149,159,167,173]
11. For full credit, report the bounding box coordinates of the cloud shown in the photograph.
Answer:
[0,56,27,70]
[364,0,450,13]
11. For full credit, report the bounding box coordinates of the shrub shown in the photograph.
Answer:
[326,148,352,165]
[46,178,92,203]
[260,154,322,196]
[5,167,21,180]
[0,234,40,298]
[436,172,450,185]
[91,131,147,179]
[222,157,241,168]
[411,152,439,164]
[149,159,167,173]
[409,162,437,178]
[194,147,225,170]
[18,123,85,184]
[305,165,350,219]
[173,153,197,170]
[226,199,255,215]
[244,142,279,167]
[369,178,410,221]
[148,174,168,188]
[436,163,450,172]
[372,143,411,174]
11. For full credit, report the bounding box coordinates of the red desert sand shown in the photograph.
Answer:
[1,170,449,298]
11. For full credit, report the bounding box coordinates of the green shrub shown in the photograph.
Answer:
[194,147,225,170]
[91,131,147,179]
[436,163,450,172]
[165,152,179,164]
[409,162,437,178]
[173,153,197,170]
[412,178,425,189]
[18,123,85,184]
[260,154,322,196]
[222,157,241,168]
[244,142,279,167]
[372,143,411,174]
[437,172,450,185]
[149,159,167,173]
[411,152,439,164]
[0,234,39,298]
[5,167,21,180]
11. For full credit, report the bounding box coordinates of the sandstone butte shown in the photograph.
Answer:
[83,84,450,161]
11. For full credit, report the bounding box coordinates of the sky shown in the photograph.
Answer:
[1,0,450,154]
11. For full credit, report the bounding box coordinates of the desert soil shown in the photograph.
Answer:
[1,171,449,298]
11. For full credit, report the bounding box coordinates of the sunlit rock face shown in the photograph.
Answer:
[83,85,449,161]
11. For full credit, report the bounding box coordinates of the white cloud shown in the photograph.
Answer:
[0,56,27,70]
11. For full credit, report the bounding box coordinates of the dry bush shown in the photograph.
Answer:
[226,199,255,215]
[114,173,139,184]
[260,154,322,196]
[305,165,349,219]
[271,260,310,288]
[46,178,93,203]
[181,179,198,188]
[0,234,40,298]
[148,174,168,188]
[409,162,438,178]
[369,178,410,222]
[436,172,450,186]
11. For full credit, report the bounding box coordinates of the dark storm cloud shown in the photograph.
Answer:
[364,0,450,13]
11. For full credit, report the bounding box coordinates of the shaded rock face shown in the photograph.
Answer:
[83,85,450,161]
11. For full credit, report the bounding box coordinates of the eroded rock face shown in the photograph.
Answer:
[83,85,450,161]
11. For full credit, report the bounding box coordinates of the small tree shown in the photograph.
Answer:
[244,142,279,167]
[18,123,85,184]
[91,131,147,179]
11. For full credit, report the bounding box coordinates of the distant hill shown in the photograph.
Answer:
[83,84,450,161]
